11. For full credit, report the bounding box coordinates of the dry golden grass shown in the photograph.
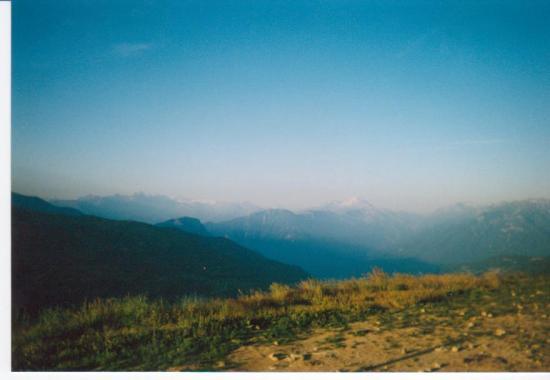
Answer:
[189,269,501,320]
[13,269,504,371]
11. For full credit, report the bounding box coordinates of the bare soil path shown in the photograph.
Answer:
[228,296,549,371]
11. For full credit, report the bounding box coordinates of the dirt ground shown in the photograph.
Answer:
[228,305,549,371]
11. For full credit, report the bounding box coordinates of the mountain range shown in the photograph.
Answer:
[12,193,307,313]
[396,199,550,264]
[14,192,550,304]
[205,208,437,278]
[50,193,261,224]
[204,198,550,276]
[156,216,211,236]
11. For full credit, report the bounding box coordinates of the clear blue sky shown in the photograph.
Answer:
[12,0,550,211]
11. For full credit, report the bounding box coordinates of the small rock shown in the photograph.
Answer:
[496,357,508,364]
[269,352,288,361]
[432,362,441,370]
[467,322,475,328]
[273,341,279,346]
[451,346,460,353]
[434,347,445,353]
[481,311,487,317]
[494,328,506,337]
[215,361,225,368]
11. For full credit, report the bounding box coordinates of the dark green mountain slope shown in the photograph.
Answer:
[12,204,308,313]
[12,192,83,216]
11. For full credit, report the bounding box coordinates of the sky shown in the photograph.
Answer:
[11,0,550,212]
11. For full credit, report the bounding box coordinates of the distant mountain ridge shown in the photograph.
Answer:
[156,216,210,236]
[205,208,438,278]
[39,191,550,278]
[12,194,308,312]
[207,205,420,251]
[397,199,550,264]
[204,198,550,277]
[13,192,83,216]
[50,193,261,223]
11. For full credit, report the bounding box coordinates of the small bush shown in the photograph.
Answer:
[367,267,389,291]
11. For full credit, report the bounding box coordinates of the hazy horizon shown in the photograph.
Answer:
[12,1,550,213]
[11,189,550,216]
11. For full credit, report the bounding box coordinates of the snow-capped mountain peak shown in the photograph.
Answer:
[318,197,380,217]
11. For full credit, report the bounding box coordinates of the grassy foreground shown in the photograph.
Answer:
[13,270,507,370]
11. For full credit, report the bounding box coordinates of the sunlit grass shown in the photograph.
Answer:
[13,270,503,371]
